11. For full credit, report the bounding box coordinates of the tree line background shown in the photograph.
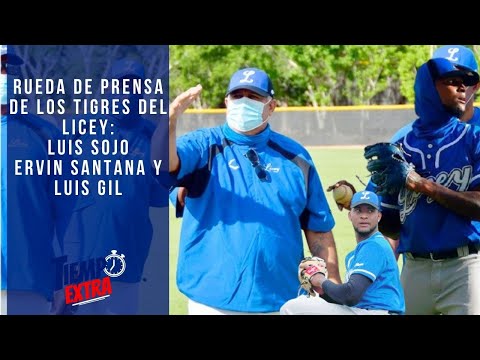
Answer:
[11,45,479,110]
[170,45,480,108]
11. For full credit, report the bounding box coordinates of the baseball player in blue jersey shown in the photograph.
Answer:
[370,57,480,315]
[1,46,84,314]
[165,67,341,314]
[332,46,480,259]
[377,46,480,258]
[281,190,404,315]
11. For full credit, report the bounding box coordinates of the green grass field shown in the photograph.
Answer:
[168,146,400,315]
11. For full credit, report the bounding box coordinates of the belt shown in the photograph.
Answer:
[406,243,480,261]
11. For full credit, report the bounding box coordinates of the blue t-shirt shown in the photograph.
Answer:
[170,123,335,312]
[345,231,405,314]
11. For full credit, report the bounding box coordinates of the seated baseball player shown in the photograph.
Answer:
[280,191,405,315]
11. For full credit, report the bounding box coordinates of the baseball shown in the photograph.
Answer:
[332,185,353,206]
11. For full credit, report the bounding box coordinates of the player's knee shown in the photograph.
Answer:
[280,296,309,315]
[280,299,295,315]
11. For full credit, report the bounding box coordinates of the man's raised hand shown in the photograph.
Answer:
[170,84,203,124]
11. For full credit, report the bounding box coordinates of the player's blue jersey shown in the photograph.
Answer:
[344,231,405,314]
[380,63,480,253]
[170,123,335,312]
[468,106,480,127]
[63,115,167,283]
[369,107,480,213]
[1,114,81,300]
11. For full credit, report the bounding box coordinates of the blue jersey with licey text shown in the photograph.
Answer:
[171,123,335,312]
[345,231,405,314]
[380,63,480,254]
[367,110,480,239]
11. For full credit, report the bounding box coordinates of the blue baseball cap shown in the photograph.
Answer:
[351,191,381,210]
[1,45,23,65]
[226,67,275,98]
[433,45,478,72]
[428,57,479,86]
[111,58,145,79]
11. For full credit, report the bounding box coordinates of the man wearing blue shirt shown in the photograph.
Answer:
[165,67,341,314]
[331,46,480,213]
[280,191,405,315]
[373,58,480,315]
[333,55,480,315]
[369,46,480,264]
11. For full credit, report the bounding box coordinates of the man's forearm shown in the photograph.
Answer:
[166,85,203,173]
[305,229,341,284]
[168,121,179,173]
[407,173,480,220]
[311,273,372,306]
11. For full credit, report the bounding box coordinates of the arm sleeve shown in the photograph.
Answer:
[175,130,209,180]
[321,274,373,306]
[301,165,335,232]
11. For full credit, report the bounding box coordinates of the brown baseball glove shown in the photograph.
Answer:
[298,256,328,297]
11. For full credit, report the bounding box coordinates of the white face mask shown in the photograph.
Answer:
[226,96,271,132]
[0,74,8,106]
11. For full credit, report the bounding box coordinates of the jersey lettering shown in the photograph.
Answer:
[399,165,472,222]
